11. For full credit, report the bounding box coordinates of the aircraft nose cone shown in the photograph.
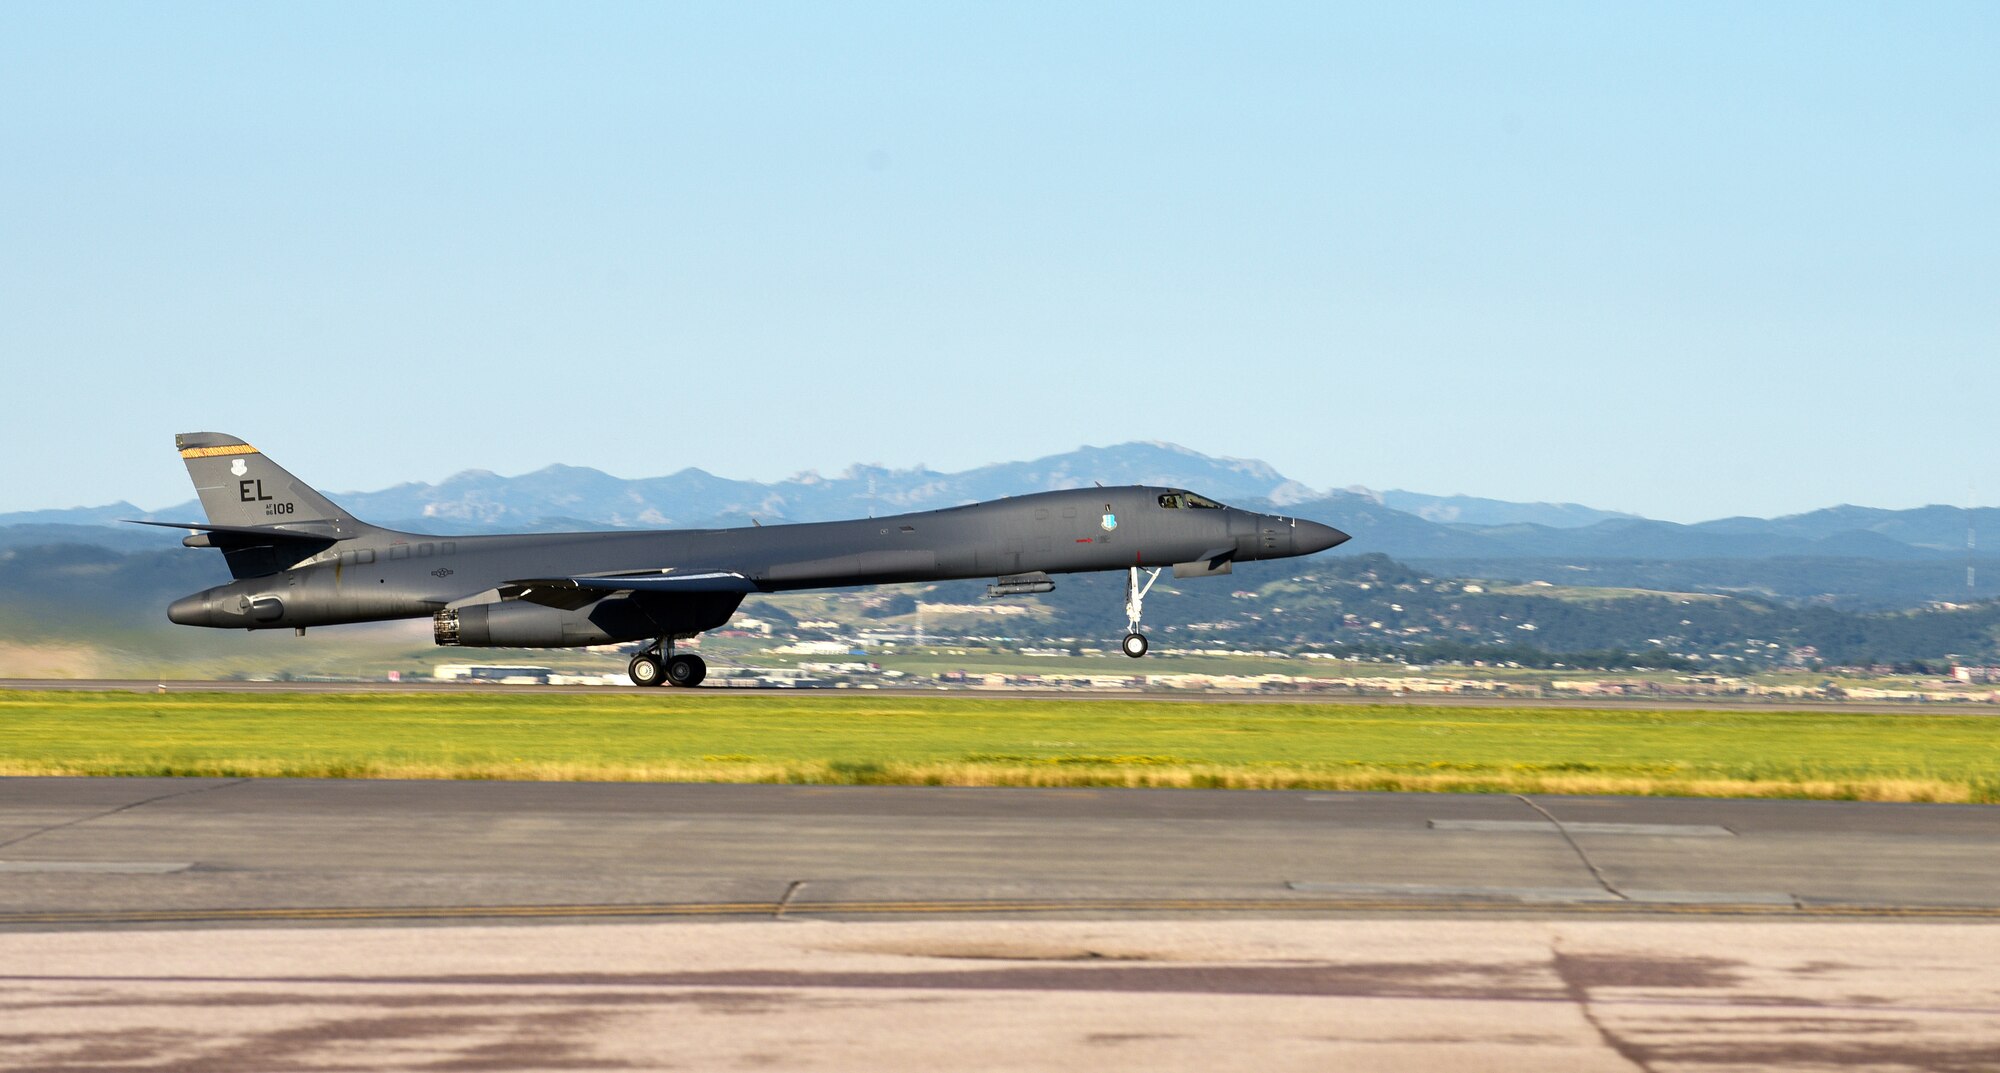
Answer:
[1295,520,1349,555]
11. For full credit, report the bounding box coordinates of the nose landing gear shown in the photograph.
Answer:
[1122,566,1161,659]
[629,638,708,687]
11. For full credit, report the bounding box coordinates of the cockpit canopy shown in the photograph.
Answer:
[1157,492,1225,510]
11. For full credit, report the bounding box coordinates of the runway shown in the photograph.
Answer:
[2,677,1984,715]
[5,779,2000,1070]
[3,778,1998,926]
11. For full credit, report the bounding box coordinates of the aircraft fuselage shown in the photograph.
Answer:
[167,485,1345,643]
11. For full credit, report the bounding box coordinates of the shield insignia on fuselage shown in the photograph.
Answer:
[1101,513,1118,532]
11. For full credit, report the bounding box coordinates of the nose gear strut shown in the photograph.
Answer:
[1122,566,1161,658]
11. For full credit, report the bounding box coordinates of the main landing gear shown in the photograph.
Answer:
[629,638,706,688]
[1122,566,1161,659]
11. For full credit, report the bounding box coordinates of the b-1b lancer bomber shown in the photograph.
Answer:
[156,434,1350,686]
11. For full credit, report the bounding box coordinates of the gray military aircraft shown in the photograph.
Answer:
[153,433,1349,686]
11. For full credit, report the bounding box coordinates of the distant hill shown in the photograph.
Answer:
[1691,504,1997,553]
[0,502,152,528]
[1272,496,1967,564]
[1372,490,1638,528]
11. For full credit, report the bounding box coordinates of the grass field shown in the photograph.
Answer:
[3,690,1997,802]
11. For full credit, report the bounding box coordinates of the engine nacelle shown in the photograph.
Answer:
[433,592,743,648]
[435,601,627,647]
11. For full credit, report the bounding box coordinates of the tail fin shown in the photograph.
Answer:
[175,432,362,530]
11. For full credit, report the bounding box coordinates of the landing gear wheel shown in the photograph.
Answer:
[628,653,665,687]
[1122,632,1149,659]
[665,653,707,687]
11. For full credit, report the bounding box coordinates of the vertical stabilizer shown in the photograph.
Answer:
[175,432,362,533]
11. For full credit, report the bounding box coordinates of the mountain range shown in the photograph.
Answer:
[0,442,1634,536]
[3,441,1995,606]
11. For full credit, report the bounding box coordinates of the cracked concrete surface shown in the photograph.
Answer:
[4,919,1999,1072]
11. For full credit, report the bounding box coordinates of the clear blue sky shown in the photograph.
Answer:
[2,2,1993,522]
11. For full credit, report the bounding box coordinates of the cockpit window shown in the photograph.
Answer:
[1185,494,1223,509]
[1158,494,1184,509]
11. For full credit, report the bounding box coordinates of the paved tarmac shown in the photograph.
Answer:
[5,779,2000,1070]
[3,778,1999,926]
[3,677,1987,714]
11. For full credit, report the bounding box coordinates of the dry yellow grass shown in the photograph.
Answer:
[0,756,1982,804]
[3,690,1996,803]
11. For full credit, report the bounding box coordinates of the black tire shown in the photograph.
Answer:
[628,654,665,687]
[1122,632,1149,659]
[666,654,706,687]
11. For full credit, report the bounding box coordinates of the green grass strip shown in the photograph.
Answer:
[2,691,1997,802]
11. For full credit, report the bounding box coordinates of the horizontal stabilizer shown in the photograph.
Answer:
[124,519,345,543]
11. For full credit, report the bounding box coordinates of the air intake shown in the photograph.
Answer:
[433,608,462,646]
